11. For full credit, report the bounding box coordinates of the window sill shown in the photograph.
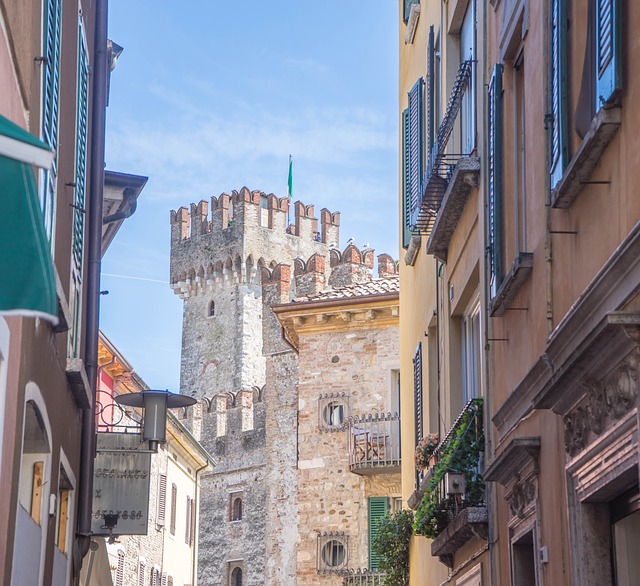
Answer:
[65,358,91,409]
[426,157,481,262]
[404,235,422,266]
[551,106,621,209]
[489,252,533,317]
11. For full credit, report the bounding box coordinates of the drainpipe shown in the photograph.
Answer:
[192,460,209,585]
[75,0,109,570]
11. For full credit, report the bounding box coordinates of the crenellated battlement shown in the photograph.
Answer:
[170,186,339,245]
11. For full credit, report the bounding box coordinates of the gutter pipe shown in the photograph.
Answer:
[103,186,137,224]
[75,0,109,569]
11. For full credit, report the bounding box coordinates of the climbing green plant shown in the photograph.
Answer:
[371,509,413,586]
[414,398,485,539]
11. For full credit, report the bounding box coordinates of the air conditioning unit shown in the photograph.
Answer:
[444,472,465,496]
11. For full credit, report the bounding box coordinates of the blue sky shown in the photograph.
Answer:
[101,1,400,391]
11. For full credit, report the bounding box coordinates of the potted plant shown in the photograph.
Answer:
[414,433,439,471]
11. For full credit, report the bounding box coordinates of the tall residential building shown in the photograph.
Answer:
[0,1,144,583]
[398,0,639,585]
[170,188,401,585]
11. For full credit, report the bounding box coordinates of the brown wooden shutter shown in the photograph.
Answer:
[157,473,167,526]
[170,483,177,535]
[190,495,196,546]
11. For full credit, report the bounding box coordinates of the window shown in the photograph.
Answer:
[488,64,504,298]
[461,300,482,404]
[229,492,243,522]
[207,300,215,317]
[368,497,389,570]
[318,394,349,432]
[403,0,420,23]
[402,78,424,246]
[150,568,160,586]
[56,467,73,553]
[230,567,242,586]
[317,534,348,571]
[40,0,62,242]
[549,0,568,189]
[157,473,167,527]
[259,194,269,227]
[169,483,177,535]
[391,496,404,513]
[459,0,477,155]
[138,559,146,586]
[115,551,125,586]
[185,495,194,544]
[511,530,537,586]
[68,15,90,359]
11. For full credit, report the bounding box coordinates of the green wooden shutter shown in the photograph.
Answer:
[408,78,424,227]
[41,0,62,241]
[549,0,568,189]
[488,64,504,299]
[69,18,90,358]
[402,109,412,248]
[596,0,621,107]
[427,26,435,154]
[368,497,389,570]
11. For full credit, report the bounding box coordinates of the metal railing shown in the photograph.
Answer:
[96,386,141,433]
[413,59,473,235]
[415,399,485,537]
[348,412,401,473]
[342,569,386,586]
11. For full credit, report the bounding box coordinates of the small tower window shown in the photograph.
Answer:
[318,393,349,432]
[207,300,215,317]
[229,492,243,521]
[231,567,242,586]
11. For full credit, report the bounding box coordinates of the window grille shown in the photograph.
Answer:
[318,393,349,432]
[317,532,349,573]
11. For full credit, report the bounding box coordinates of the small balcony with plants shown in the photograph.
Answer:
[347,412,401,475]
[412,398,487,568]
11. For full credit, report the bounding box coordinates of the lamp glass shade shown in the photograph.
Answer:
[142,392,168,443]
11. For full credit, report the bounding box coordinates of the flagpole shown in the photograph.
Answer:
[287,154,293,229]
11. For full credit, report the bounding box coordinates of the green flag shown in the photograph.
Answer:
[287,155,293,199]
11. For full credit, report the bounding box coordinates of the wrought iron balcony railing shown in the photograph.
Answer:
[342,569,386,586]
[96,385,141,433]
[348,412,401,475]
[414,398,485,540]
[413,59,473,235]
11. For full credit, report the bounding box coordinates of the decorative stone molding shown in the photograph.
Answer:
[563,349,639,456]
[508,475,537,519]
[404,3,421,44]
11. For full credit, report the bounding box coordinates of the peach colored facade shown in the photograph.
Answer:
[398,0,640,585]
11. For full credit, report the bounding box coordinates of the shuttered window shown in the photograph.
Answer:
[549,0,568,189]
[138,560,146,586]
[488,64,504,299]
[368,497,389,570]
[41,0,62,241]
[69,17,90,358]
[170,483,177,535]
[157,473,167,526]
[408,78,424,228]
[596,0,621,106]
[401,108,412,248]
[413,343,423,446]
[115,551,125,586]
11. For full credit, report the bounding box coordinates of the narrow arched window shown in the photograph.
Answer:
[207,300,215,317]
[231,567,242,586]
[232,496,242,521]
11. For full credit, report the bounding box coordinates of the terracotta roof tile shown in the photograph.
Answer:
[293,274,399,303]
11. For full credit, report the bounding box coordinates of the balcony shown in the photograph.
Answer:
[348,413,401,475]
[341,570,386,586]
[412,59,475,237]
[413,399,487,568]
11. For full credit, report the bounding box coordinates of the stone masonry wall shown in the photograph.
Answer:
[296,323,401,585]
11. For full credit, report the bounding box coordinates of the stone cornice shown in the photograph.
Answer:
[485,437,540,485]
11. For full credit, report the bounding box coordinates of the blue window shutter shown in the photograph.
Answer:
[368,497,389,570]
[488,64,504,299]
[408,78,424,227]
[427,26,435,154]
[596,0,621,106]
[413,343,423,446]
[402,109,412,249]
[550,0,568,189]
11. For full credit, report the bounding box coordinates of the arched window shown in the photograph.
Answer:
[231,495,242,521]
[231,567,242,586]
[207,300,215,317]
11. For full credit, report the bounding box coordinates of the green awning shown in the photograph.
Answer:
[0,115,58,324]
